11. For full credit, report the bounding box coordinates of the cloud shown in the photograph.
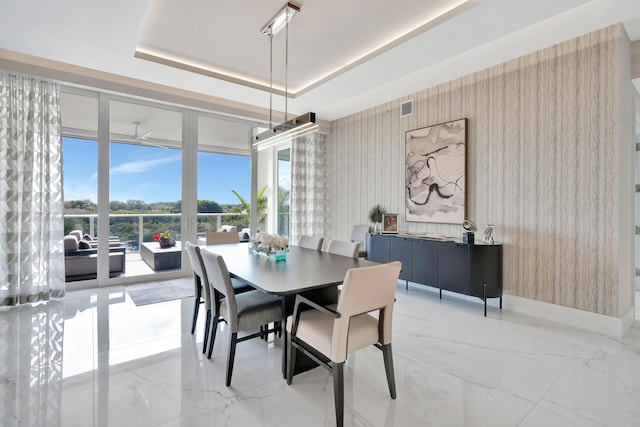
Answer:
[110,155,181,175]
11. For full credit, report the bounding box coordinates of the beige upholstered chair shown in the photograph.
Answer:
[286,261,402,427]
[184,241,252,354]
[350,225,370,258]
[206,231,240,245]
[326,239,360,259]
[297,235,324,251]
[201,250,284,386]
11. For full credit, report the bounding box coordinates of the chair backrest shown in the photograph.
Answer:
[200,249,239,330]
[332,261,402,362]
[326,239,360,259]
[350,224,370,254]
[206,231,240,245]
[297,235,324,251]
[69,229,83,241]
[350,225,370,243]
[184,241,211,310]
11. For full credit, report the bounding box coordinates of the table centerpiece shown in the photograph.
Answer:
[249,232,288,261]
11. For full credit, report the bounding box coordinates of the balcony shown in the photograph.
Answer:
[64,212,248,280]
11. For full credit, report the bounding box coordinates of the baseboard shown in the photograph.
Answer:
[503,294,634,338]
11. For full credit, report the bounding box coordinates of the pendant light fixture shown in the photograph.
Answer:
[254,2,319,151]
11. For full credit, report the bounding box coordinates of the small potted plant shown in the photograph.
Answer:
[369,204,386,234]
[153,230,176,248]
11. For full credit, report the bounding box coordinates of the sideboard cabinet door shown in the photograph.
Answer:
[468,245,503,299]
[412,239,438,287]
[390,237,413,281]
[368,234,390,263]
[437,243,469,295]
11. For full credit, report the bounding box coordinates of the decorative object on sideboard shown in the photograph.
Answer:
[368,204,386,234]
[405,118,467,225]
[482,224,495,245]
[382,213,398,234]
[462,219,477,244]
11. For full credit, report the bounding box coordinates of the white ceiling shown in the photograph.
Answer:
[1,0,640,124]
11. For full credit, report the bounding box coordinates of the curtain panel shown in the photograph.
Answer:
[0,301,65,424]
[290,133,327,246]
[0,72,65,306]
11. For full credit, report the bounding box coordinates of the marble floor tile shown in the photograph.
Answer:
[0,279,638,426]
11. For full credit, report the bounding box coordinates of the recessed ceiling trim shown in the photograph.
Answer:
[135,0,478,98]
[295,0,479,96]
[134,48,288,97]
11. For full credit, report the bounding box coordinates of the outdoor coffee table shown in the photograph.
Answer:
[140,241,182,271]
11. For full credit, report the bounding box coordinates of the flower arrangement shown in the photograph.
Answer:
[153,230,176,248]
[250,232,288,261]
[251,232,289,251]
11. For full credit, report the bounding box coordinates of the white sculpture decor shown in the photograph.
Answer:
[250,232,289,261]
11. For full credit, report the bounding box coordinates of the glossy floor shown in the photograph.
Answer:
[1,279,639,427]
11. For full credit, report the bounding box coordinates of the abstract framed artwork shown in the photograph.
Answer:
[381,213,398,234]
[405,118,467,224]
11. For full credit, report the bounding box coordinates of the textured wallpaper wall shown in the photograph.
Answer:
[327,25,630,316]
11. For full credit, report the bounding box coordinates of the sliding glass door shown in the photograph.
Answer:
[61,88,255,287]
[109,100,183,279]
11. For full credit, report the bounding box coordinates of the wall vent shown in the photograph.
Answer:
[401,100,413,117]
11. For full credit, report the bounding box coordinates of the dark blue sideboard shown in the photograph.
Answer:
[367,233,503,316]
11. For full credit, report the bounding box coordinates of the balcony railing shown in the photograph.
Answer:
[64,212,249,252]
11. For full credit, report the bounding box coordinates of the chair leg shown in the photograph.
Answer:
[191,286,201,334]
[225,332,238,387]
[286,337,296,385]
[207,312,219,359]
[382,343,397,399]
[202,309,211,353]
[333,362,344,427]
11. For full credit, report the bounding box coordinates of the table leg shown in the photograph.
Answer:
[281,297,287,378]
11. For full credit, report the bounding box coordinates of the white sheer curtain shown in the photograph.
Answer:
[0,72,65,306]
[290,132,327,246]
[0,301,65,424]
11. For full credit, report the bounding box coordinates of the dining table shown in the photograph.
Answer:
[203,242,379,376]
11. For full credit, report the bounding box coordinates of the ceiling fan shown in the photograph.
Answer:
[132,121,152,141]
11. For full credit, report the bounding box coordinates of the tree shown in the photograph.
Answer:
[198,199,222,213]
[231,186,267,231]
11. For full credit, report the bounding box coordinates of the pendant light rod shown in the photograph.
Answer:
[269,34,273,130]
[284,12,289,123]
[256,2,318,149]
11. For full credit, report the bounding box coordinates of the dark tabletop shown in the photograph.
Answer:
[203,242,378,296]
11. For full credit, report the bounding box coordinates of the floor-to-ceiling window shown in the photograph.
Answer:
[196,115,252,241]
[109,100,183,278]
[60,89,255,287]
[277,148,290,237]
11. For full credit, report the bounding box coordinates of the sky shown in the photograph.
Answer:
[63,137,251,205]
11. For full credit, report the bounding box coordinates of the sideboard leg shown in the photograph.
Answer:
[406,280,408,291]
[483,283,487,317]
[439,288,442,299]
[499,296,503,310]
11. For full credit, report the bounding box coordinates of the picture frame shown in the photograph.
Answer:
[382,213,398,234]
[405,118,467,224]
[482,224,495,244]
